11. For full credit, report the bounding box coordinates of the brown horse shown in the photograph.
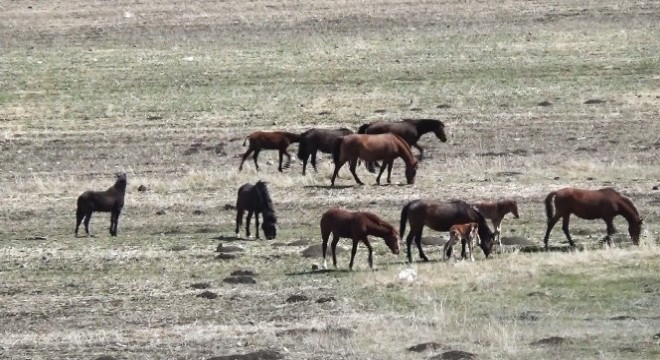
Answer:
[358,118,447,171]
[320,208,400,270]
[543,187,643,248]
[443,223,480,262]
[471,199,520,245]
[75,172,127,237]
[297,127,353,175]
[330,133,418,186]
[399,199,495,263]
[235,181,277,239]
[239,131,301,172]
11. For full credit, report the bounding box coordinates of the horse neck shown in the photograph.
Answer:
[616,196,640,223]
[112,180,127,194]
[256,185,275,214]
[283,132,301,143]
[365,219,393,238]
[414,119,438,135]
[395,137,416,166]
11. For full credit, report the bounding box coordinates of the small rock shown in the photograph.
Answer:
[430,350,476,360]
[311,264,319,271]
[29,236,47,241]
[231,270,257,277]
[216,253,237,260]
[407,342,444,352]
[190,282,211,290]
[316,296,335,304]
[223,275,256,284]
[537,100,553,107]
[553,176,560,180]
[197,291,218,299]
[317,110,332,115]
[286,294,309,303]
[137,184,147,192]
[155,210,166,215]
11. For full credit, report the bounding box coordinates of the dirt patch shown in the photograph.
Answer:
[517,310,542,321]
[316,296,336,304]
[531,336,571,346]
[496,171,524,177]
[197,291,218,299]
[208,349,283,360]
[286,294,309,303]
[430,350,476,360]
[609,315,636,321]
[407,341,445,352]
[302,244,345,258]
[190,282,211,290]
[231,270,257,277]
[169,245,189,252]
[276,327,354,338]
[584,99,607,104]
[223,275,257,284]
[537,100,553,106]
[500,236,535,246]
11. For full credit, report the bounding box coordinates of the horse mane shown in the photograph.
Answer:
[255,181,276,218]
[357,123,371,134]
[360,212,396,235]
[403,118,443,132]
[599,188,640,218]
[390,133,416,162]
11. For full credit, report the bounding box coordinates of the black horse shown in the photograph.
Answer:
[235,181,277,239]
[399,199,495,263]
[358,119,447,171]
[297,127,353,175]
[75,172,127,237]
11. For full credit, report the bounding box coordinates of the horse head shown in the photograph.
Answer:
[384,228,400,255]
[116,172,127,182]
[509,200,520,219]
[629,216,643,245]
[433,121,448,142]
[262,212,277,240]
[481,234,495,257]
[404,160,418,184]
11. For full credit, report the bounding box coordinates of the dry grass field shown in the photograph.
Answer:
[1,0,659,359]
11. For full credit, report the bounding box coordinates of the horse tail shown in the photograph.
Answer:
[297,135,308,161]
[399,201,413,238]
[357,123,370,134]
[332,137,343,165]
[242,134,251,146]
[544,191,557,220]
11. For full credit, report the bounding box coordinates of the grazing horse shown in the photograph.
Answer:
[239,131,301,172]
[543,187,643,249]
[330,133,418,186]
[75,172,127,237]
[399,199,495,263]
[320,208,400,270]
[471,199,520,245]
[443,223,480,262]
[235,181,277,239]
[297,127,353,175]
[358,118,447,171]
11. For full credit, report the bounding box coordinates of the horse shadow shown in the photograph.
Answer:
[303,185,355,190]
[285,268,371,276]
[211,234,256,242]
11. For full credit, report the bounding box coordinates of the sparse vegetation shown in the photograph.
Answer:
[1,0,659,359]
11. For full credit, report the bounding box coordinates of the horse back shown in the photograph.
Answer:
[365,121,417,144]
[77,189,120,212]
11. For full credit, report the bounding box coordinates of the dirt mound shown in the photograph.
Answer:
[430,350,476,360]
[407,342,445,352]
[302,244,345,258]
[208,349,283,360]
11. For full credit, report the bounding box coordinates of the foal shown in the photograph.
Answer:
[239,131,301,172]
[443,223,480,262]
[75,172,127,237]
[320,208,400,270]
[471,199,519,245]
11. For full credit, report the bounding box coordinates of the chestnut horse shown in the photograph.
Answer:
[320,208,400,270]
[75,172,127,237]
[358,118,447,171]
[297,127,353,175]
[399,199,495,263]
[239,131,301,172]
[471,199,520,245]
[543,187,643,249]
[330,133,418,186]
[443,223,480,262]
[235,181,277,239]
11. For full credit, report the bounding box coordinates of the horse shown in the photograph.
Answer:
[297,127,353,175]
[320,208,400,270]
[443,223,480,262]
[399,199,495,263]
[239,131,301,172]
[330,133,418,186]
[543,187,643,249]
[471,199,520,245]
[357,118,447,172]
[75,172,127,237]
[235,181,277,240]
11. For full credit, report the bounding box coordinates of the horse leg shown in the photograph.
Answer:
[109,211,117,236]
[415,233,429,262]
[386,160,393,184]
[252,149,261,171]
[331,235,340,269]
[561,214,575,248]
[543,214,561,249]
[235,209,243,235]
[330,160,346,186]
[413,144,424,160]
[376,161,388,185]
[321,228,331,269]
[443,234,456,261]
[604,218,616,248]
[363,239,374,269]
[406,232,416,263]
[349,238,359,270]
[348,158,363,185]
[75,209,85,237]
[311,150,318,172]
[254,211,261,239]
[284,149,292,168]
[84,212,92,237]
[239,148,254,171]
[468,237,475,262]
[278,150,284,172]
[245,211,253,238]
[493,218,503,245]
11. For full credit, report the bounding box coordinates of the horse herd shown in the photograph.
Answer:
[74,118,645,270]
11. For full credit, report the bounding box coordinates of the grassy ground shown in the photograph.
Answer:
[1,0,659,359]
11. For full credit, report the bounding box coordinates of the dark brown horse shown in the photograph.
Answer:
[543,187,643,248]
[239,131,301,172]
[297,127,354,175]
[471,199,520,245]
[331,133,418,186]
[321,208,400,270]
[75,172,127,237]
[399,199,495,263]
[358,118,447,171]
[235,181,277,239]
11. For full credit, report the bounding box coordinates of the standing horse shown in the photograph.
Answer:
[443,223,480,262]
[320,208,400,270]
[330,133,418,186]
[239,131,301,172]
[399,199,495,263]
[358,118,447,171]
[297,127,353,175]
[235,181,277,239]
[75,172,127,237]
[543,187,643,249]
[471,199,520,245]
